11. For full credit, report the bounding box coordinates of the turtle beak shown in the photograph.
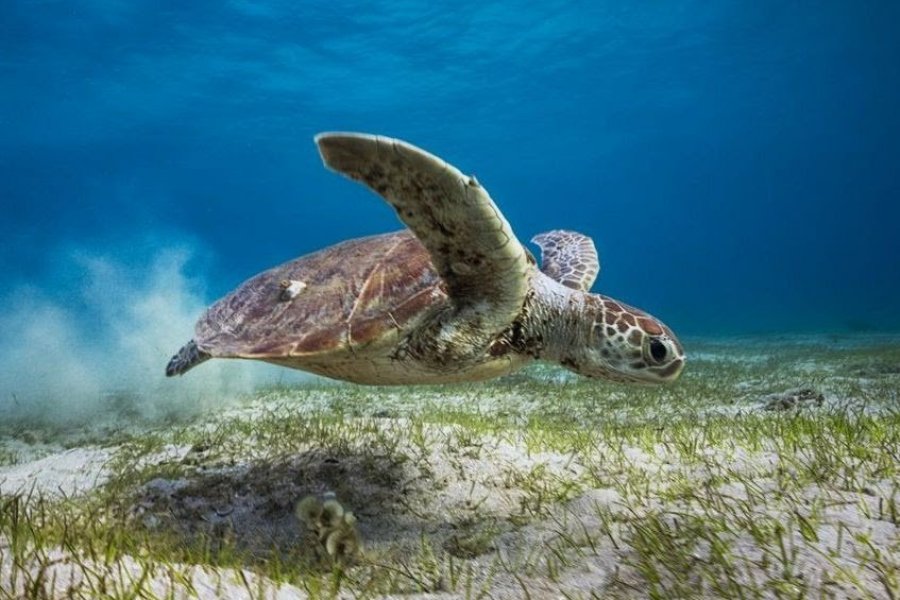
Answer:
[651,357,685,382]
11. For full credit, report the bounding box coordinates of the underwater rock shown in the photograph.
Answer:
[762,388,824,411]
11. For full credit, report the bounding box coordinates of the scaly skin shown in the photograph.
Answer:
[492,271,685,383]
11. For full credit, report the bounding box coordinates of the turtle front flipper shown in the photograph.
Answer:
[316,133,530,333]
[531,230,600,292]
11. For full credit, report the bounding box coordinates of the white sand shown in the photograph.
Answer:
[0,446,112,498]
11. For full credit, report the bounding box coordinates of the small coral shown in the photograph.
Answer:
[295,495,323,524]
[320,499,345,530]
[325,516,361,558]
[295,494,361,559]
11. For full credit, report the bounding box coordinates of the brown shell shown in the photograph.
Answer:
[195,230,447,358]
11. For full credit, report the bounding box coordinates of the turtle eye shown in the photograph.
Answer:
[648,338,668,364]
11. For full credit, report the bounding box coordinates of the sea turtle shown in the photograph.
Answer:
[166,133,684,385]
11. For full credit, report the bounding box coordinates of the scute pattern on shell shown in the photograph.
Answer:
[194,231,446,358]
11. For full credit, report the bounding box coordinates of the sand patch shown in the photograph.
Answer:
[0,447,113,497]
[1,336,898,598]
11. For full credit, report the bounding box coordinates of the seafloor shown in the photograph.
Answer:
[1,334,898,599]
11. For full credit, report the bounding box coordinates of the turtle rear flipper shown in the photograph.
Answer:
[166,339,211,376]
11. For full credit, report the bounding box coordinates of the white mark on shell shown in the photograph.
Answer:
[279,279,308,301]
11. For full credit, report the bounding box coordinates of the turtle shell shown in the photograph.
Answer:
[195,231,447,359]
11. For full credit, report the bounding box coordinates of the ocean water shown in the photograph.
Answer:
[1,1,898,420]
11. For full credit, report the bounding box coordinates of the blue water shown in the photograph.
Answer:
[1,1,898,362]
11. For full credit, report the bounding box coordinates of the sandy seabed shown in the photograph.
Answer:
[1,334,898,599]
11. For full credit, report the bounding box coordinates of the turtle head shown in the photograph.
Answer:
[564,295,685,383]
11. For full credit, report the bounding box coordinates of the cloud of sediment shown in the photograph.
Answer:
[0,240,301,428]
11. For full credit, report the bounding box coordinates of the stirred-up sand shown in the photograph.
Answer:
[1,334,898,599]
